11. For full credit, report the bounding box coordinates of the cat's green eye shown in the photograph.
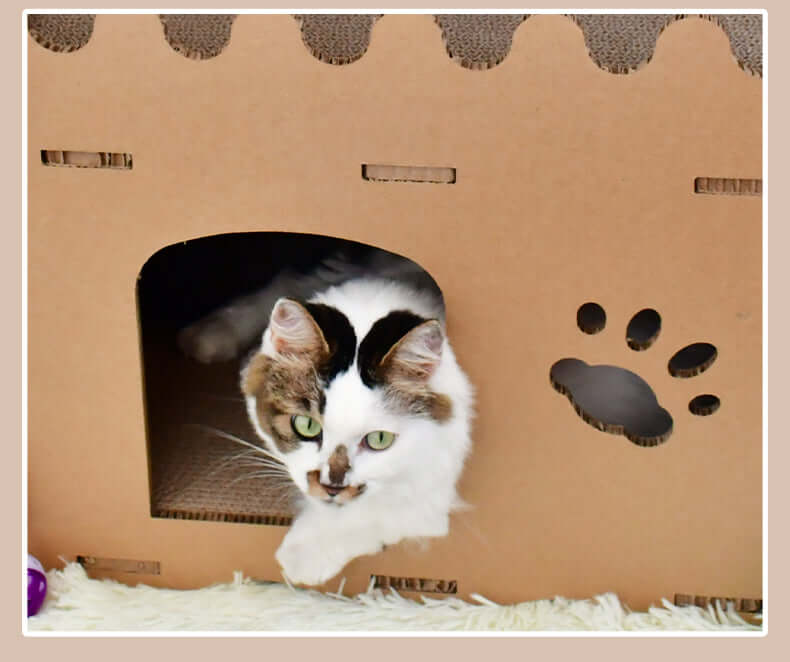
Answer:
[363,430,396,451]
[291,415,322,440]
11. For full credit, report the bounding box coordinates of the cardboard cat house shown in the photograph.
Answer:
[27,13,763,612]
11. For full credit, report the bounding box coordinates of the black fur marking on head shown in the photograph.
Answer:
[357,310,429,388]
[303,302,357,383]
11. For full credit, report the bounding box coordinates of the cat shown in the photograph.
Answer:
[178,248,474,586]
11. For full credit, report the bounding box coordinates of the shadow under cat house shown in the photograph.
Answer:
[137,232,444,526]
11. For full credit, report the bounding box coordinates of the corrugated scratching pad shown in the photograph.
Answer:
[434,15,529,70]
[703,14,762,77]
[570,14,762,75]
[569,15,682,74]
[28,14,763,76]
[27,14,95,53]
[159,15,237,60]
[146,339,298,524]
[150,423,296,525]
[294,14,382,65]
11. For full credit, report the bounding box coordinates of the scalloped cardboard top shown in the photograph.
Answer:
[29,13,762,75]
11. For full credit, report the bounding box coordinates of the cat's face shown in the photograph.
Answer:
[242,298,452,506]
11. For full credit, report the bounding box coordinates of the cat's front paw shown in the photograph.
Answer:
[275,537,357,587]
[177,316,241,363]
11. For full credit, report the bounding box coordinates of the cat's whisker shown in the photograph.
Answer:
[236,471,292,482]
[226,449,289,471]
[185,424,282,461]
[206,453,292,482]
[228,471,295,488]
[204,449,274,479]
[236,467,291,480]
[233,465,291,479]
[238,472,299,491]
[236,458,289,471]
[232,450,284,464]
[233,453,290,469]
[208,449,261,474]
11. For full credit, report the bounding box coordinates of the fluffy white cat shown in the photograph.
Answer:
[180,251,474,585]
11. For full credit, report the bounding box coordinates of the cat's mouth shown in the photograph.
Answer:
[306,470,366,505]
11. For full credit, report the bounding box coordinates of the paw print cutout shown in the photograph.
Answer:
[550,303,720,447]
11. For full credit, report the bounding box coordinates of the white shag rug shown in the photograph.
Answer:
[25,563,761,632]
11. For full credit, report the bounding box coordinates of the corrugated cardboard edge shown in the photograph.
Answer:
[27,13,763,75]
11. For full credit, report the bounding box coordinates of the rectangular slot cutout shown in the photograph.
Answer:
[77,555,161,575]
[674,593,762,613]
[41,149,133,170]
[372,574,458,594]
[362,164,456,184]
[694,177,761,196]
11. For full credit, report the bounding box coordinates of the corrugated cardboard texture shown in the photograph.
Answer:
[295,14,382,65]
[159,15,236,60]
[27,14,95,53]
[147,358,297,524]
[435,15,528,70]
[28,14,762,610]
[569,15,680,74]
[705,14,762,76]
[28,13,763,74]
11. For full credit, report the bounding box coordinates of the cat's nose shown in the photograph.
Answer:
[326,445,350,485]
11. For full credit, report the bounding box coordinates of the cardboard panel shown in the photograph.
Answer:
[27,14,761,610]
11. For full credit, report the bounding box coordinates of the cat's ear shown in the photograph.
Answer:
[268,298,328,358]
[380,320,444,382]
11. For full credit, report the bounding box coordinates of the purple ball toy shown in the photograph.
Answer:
[27,554,47,617]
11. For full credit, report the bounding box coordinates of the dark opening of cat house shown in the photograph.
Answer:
[137,232,443,525]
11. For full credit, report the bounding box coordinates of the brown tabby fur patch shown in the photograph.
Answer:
[242,353,323,453]
[376,323,453,423]
[383,385,453,422]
